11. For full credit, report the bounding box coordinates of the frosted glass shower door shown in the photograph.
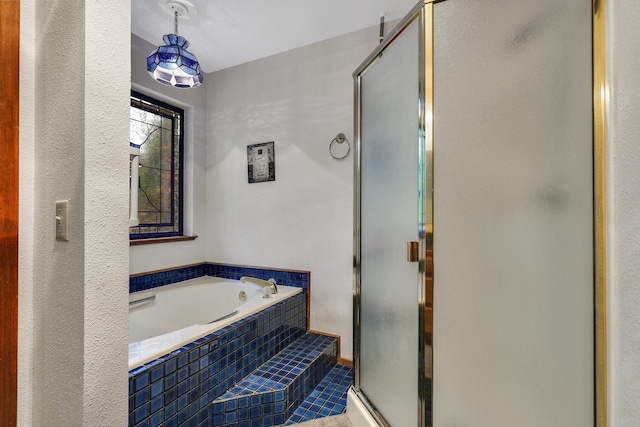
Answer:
[356,18,421,427]
[432,0,594,425]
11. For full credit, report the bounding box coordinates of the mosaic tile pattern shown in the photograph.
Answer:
[211,333,338,427]
[128,292,307,427]
[284,364,353,425]
[206,264,310,291]
[129,263,310,293]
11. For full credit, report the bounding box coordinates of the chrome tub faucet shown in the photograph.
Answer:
[240,276,278,297]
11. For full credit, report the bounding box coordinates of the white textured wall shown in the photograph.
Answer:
[205,26,381,360]
[129,34,208,275]
[83,0,130,425]
[19,0,130,425]
[30,1,86,422]
[609,0,640,425]
[18,0,36,425]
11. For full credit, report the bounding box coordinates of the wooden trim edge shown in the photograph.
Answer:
[129,262,205,278]
[129,235,198,246]
[309,329,353,367]
[206,261,312,274]
[338,358,354,368]
[0,1,20,425]
[130,261,310,281]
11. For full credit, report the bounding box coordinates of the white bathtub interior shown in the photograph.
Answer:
[129,276,302,369]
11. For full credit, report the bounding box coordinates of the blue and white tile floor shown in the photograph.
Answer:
[285,364,353,425]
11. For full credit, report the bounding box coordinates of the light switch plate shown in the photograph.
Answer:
[55,200,69,241]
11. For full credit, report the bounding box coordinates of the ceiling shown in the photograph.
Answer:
[131,0,418,73]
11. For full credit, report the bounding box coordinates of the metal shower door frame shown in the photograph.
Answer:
[351,0,608,426]
[352,1,434,426]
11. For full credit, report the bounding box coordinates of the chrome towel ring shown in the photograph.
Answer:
[329,133,351,160]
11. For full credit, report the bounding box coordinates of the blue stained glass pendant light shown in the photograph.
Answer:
[147,4,203,89]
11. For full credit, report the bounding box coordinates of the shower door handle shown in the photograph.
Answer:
[407,241,419,262]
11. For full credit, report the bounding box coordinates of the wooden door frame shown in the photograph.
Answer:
[0,1,20,426]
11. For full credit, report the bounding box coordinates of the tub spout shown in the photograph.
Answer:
[240,276,278,295]
[268,278,278,293]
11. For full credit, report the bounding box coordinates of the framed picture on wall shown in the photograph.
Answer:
[247,141,275,183]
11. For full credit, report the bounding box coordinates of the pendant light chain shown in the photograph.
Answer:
[174,10,179,36]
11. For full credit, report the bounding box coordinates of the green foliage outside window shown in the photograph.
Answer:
[129,92,183,238]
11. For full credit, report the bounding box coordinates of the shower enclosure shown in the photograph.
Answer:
[352,0,606,426]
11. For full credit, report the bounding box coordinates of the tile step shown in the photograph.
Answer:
[284,364,353,425]
[211,332,337,427]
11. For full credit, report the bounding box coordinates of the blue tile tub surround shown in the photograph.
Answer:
[128,292,307,427]
[129,263,310,293]
[206,264,310,290]
[284,364,353,425]
[211,333,338,427]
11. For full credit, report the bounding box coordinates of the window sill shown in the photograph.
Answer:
[129,235,198,246]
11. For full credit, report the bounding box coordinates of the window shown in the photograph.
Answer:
[129,91,184,239]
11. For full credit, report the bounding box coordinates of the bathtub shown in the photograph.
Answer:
[129,276,302,369]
